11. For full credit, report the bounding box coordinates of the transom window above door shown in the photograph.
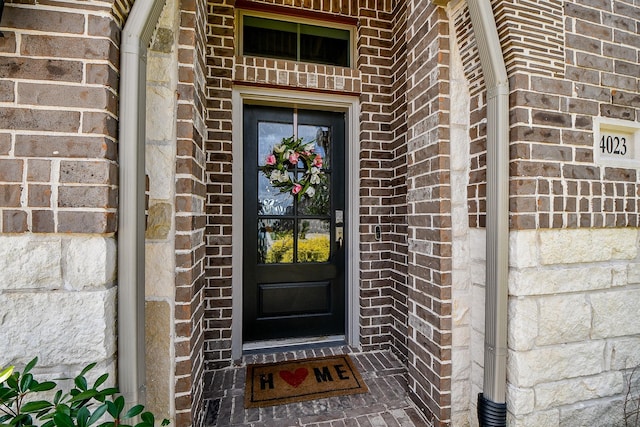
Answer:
[238,12,354,68]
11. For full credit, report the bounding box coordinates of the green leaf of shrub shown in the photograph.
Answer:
[114,396,125,414]
[124,405,144,419]
[77,407,90,427]
[19,373,33,391]
[87,404,108,426]
[79,364,96,377]
[100,388,119,397]
[70,390,98,403]
[74,376,88,392]
[21,400,53,413]
[0,366,14,384]
[53,412,75,427]
[24,358,38,375]
[12,413,32,426]
[106,401,118,418]
[93,374,109,389]
[30,381,57,392]
[140,412,153,425]
[6,374,18,389]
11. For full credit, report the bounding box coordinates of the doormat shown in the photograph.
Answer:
[245,354,368,408]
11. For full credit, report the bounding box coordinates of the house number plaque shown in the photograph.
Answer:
[594,118,640,168]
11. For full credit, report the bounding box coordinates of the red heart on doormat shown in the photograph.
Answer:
[279,368,308,388]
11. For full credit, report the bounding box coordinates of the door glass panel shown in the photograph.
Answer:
[298,173,330,216]
[297,219,330,263]
[258,174,293,215]
[258,121,294,166]
[298,125,330,168]
[259,219,294,264]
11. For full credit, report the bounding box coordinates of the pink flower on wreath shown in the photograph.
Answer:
[292,183,303,194]
[288,152,300,164]
[266,154,276,165]
[313,154,323,168]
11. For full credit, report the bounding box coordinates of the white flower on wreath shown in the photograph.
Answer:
[269,170,290,183]
[310,167,321,184]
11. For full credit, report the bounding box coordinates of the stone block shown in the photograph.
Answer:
[608,337,640,370]
[537,294,591,346]
[469,229,486,262]
[63,236,116,290]
[470,284,485,332]
[146,202,172,240]
[452,347,471,379]
[145,242,175,298]
[627,263,640,284]
[507,383,535,414]
[451,371,470,407]
[508,342,605,387]
[558,396,624,427]
[509,265,612,296]
[509,230,538,269]
[534,372,623,410]
[508,297,538,351]
[470,327,484,369]
[508,409,559,427]
[0,235,62,290]
[0,287,116,366]
[146,85,176,142]
[592,289,640,338]
[146,143,175,200]
[145,300,172,420]
[147,55,172,85]
[538,228,638,265]
[452,292,471,328]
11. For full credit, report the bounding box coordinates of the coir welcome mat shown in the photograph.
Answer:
[245,354,368,407]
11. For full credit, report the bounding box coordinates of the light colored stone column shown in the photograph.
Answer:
[144,0,179,420]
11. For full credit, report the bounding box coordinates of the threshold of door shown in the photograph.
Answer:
[243,335,346,354]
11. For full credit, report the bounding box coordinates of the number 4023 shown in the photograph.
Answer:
[600,134,628,156]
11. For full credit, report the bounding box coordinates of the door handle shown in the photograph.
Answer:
[335,209,344,250]
[336,226,343,249]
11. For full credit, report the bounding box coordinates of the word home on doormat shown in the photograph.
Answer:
[245,354,368,408]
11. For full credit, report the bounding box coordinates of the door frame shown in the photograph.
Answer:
[231,86,360,359]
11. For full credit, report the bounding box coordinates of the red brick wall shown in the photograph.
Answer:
[387,0,409,361]
[357,0,397,351]
[174,0,209,425]
[203,0,235,370]
[0,3,124,233]
[461,0,640,231]
[403,0,452,424]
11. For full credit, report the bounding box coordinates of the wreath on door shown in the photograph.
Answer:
[260,136,325,200]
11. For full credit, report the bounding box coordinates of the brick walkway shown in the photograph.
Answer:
[202,346,431,426]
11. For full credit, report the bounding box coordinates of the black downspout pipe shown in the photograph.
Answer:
[478,393,507,427]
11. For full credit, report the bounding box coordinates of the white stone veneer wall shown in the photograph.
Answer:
[450,7,475,425]
[0,234,116,377]
[144,0,179,421]
[508,228,640,426]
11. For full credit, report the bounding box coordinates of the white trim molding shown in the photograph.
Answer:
[231,86,361,360]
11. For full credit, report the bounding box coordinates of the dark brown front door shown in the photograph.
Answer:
[243,105,346,342]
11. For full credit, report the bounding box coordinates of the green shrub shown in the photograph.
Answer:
[0,358,169,427]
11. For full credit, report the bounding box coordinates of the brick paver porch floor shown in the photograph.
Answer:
[202,345,431,426]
